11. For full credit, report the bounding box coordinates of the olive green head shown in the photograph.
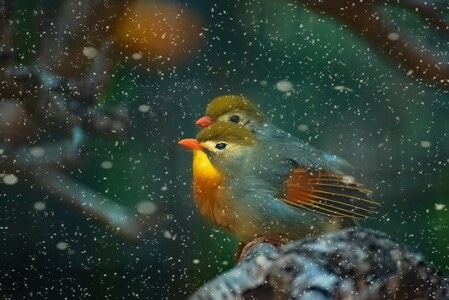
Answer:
[196,122,259,170]
[196,121,257,146]
[205,95,266,129]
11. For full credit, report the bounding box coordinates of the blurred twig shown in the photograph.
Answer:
[0,0,158,240]
[2,133,149,240]
[0,0,14,65]
[37,0,131,77]
[298,0,449,87]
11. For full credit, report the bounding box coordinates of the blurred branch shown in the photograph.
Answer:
[0,0,14,65]
[0,0,159,240]
[2,134,151,240]
[36,170,152,240]
[191,228,449,299]
[38,0,132,77]
[0,65,129,138]
[67,39,116,102]
[298,0,449,87]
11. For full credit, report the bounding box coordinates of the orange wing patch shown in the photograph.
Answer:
[281,168,378,219]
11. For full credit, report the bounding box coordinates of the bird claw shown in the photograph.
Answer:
[236,236,285,262]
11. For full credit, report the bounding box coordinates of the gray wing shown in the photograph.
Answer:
[257,125,352,174]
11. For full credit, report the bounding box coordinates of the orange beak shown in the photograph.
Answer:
[178,138,202,151]
[195,116,214,128]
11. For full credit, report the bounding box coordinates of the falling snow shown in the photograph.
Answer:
[2,174,18,185]
[2,1,449,299]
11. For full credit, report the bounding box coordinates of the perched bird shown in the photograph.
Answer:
[179,122,377,244]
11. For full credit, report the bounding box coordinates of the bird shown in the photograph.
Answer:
[179,121,377,245]
[195,95,354,173]
[195,95,265,132]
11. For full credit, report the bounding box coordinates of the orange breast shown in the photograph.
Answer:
[192,151,222,222]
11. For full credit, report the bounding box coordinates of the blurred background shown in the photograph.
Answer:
[1,0,448,298]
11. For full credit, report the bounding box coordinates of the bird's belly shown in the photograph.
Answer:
[192,151,223,224]
[215,197,345,244]
[195,185,232,227]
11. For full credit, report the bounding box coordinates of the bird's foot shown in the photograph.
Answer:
[236,236,285,262]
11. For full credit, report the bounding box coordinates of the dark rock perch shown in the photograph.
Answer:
[190,228,449,299]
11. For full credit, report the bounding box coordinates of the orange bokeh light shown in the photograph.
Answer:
[115,0,204,66]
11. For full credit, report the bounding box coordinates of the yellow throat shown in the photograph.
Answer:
[192,150,222,219]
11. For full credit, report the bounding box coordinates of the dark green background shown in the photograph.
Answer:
[3,0,448,298]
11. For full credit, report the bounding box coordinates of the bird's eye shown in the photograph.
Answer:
[229,115,240,123]
[215,142,227,150]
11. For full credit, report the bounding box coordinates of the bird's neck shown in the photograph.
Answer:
[192,150,222,220]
